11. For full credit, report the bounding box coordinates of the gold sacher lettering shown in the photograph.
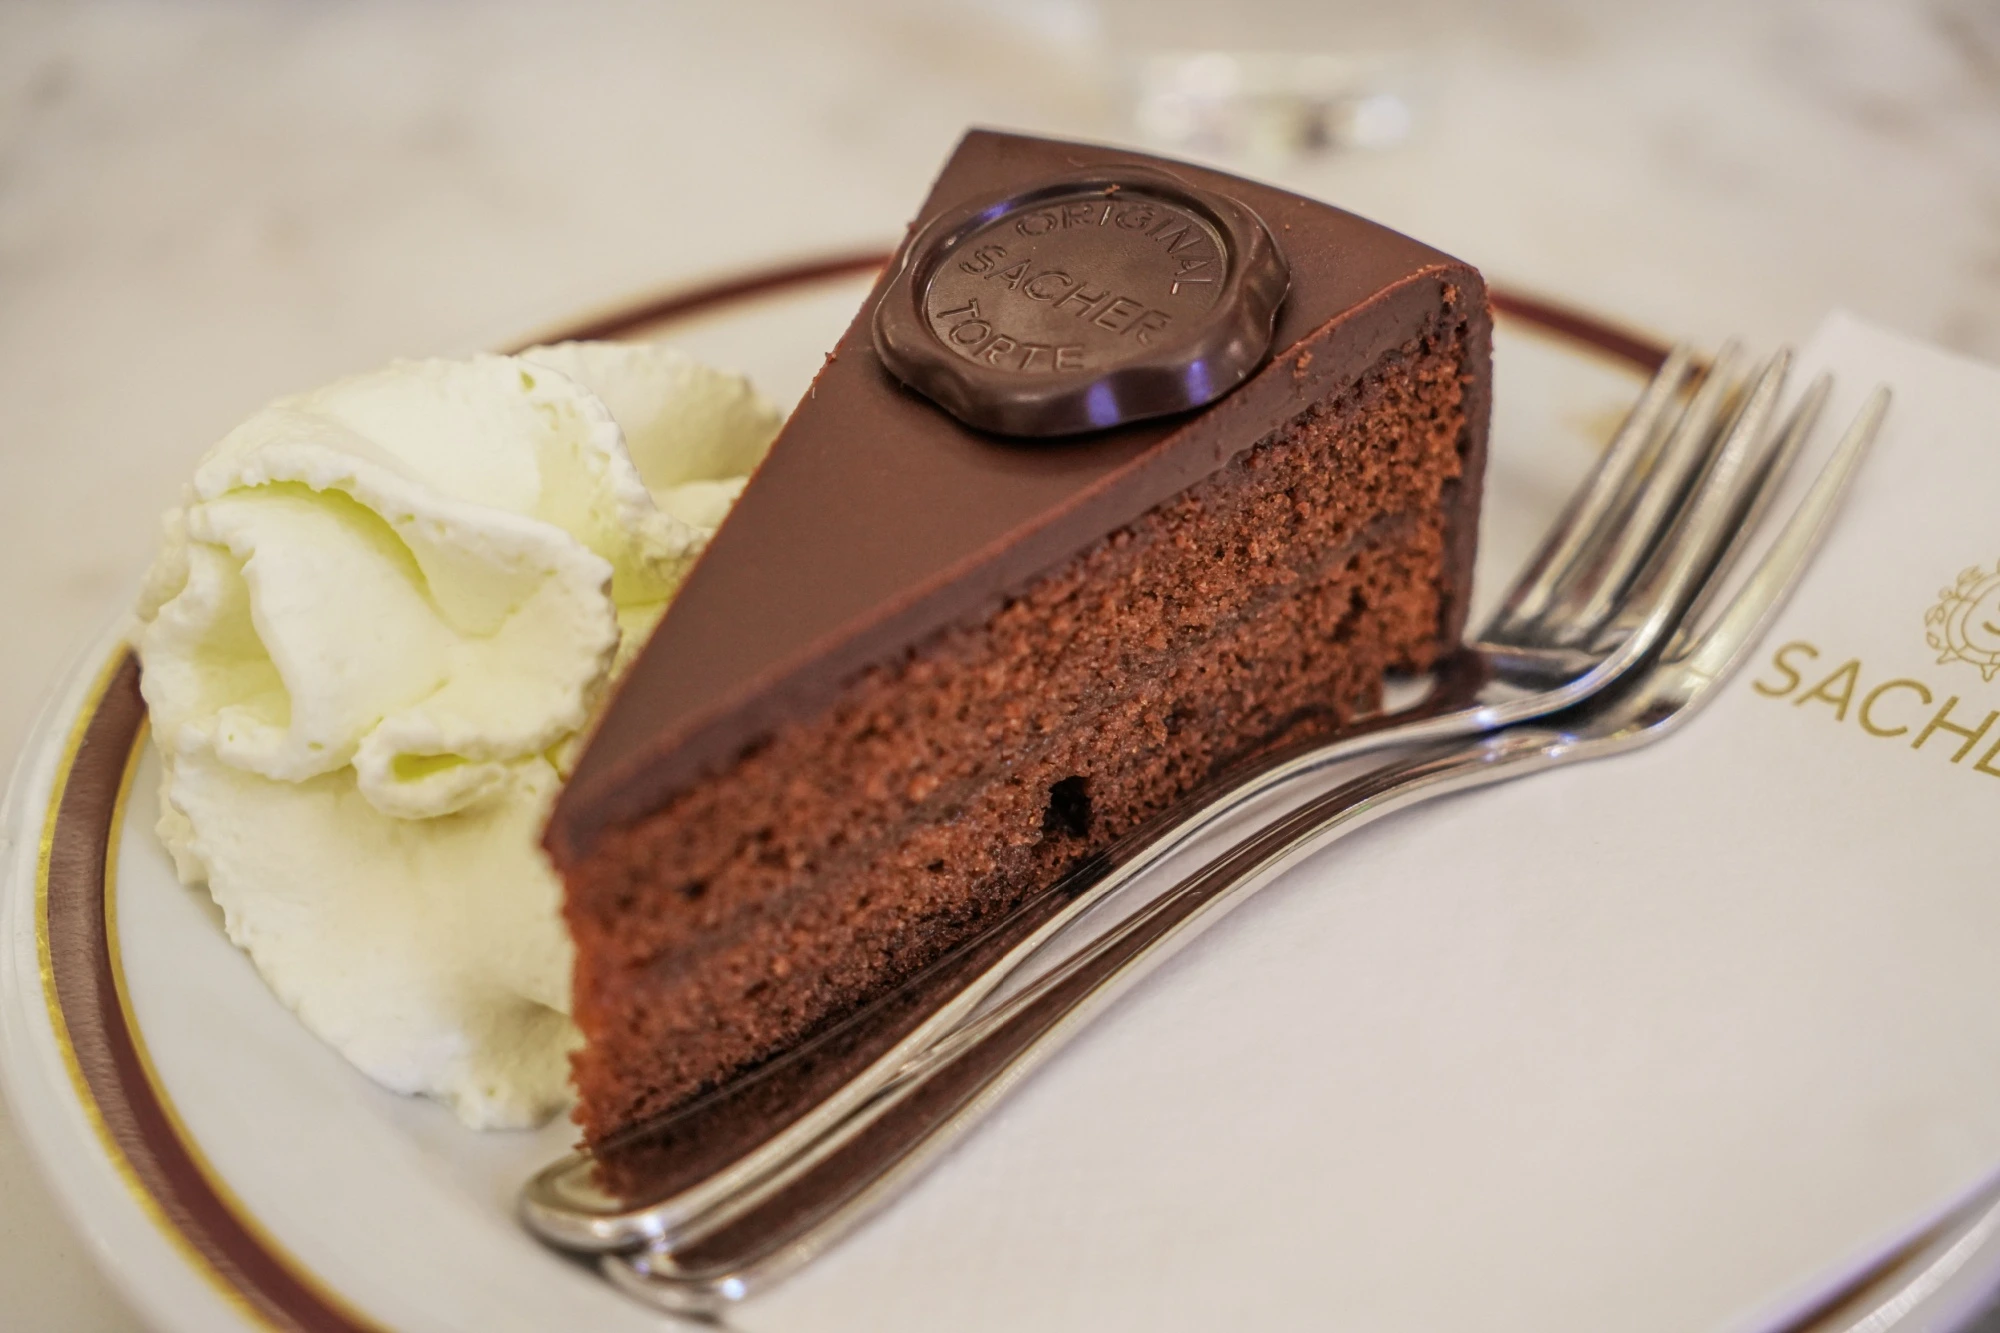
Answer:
[1752,639,1998,790]
[1911,695,1999,763]
[1858,679,1932,738]
[1753,641,1818,696]
[1794,659,1861,720]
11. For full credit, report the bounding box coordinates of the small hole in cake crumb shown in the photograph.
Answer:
[677,880,708,902]
[1042,776,1092,840]
[926,860,946,874]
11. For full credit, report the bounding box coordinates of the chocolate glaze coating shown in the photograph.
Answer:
[547,129,1489,867]
[871,164,1290,436]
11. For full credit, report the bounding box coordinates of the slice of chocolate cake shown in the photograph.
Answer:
[547,130,1490,1146]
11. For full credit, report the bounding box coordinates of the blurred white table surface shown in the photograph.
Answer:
[2,1,1996,1328]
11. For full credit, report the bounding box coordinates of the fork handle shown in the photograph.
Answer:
[608,728,1559,1310]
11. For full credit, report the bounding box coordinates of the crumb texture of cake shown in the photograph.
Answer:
[547,129,1492,1152]
[566,315,1477,1140]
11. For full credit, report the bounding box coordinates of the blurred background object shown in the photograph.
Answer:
[2,0,1998,1327]
[1129,50,1417,162]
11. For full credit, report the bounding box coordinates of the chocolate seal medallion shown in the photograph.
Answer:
[872,166,1290,437]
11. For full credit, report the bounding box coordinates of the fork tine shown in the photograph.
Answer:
[1679,385,1890,681]
[1554,342,1746,635]
[1671,372,1832,641]
[1593,350,1793,649]
[1725,373,1833,552]
[1493,343,1697,631]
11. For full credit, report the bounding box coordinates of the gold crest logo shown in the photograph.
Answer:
[1925,561,2000,682]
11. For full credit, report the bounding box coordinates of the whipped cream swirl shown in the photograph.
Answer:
[134,342,776,1128]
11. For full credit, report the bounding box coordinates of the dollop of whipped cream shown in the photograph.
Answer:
[133,342,777,1128]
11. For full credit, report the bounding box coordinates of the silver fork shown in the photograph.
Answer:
[593,372,1889,1311]
[521,345,1820,1256]
[524,338,1808,1248]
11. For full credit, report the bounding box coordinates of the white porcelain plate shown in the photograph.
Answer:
[5,263,1883,1333]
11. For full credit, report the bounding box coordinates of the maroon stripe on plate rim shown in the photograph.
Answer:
[38,257,1662,1330]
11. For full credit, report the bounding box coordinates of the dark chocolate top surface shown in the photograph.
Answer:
[548,129,1483,865]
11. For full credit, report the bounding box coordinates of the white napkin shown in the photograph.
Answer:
[755,312,2000,1333]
